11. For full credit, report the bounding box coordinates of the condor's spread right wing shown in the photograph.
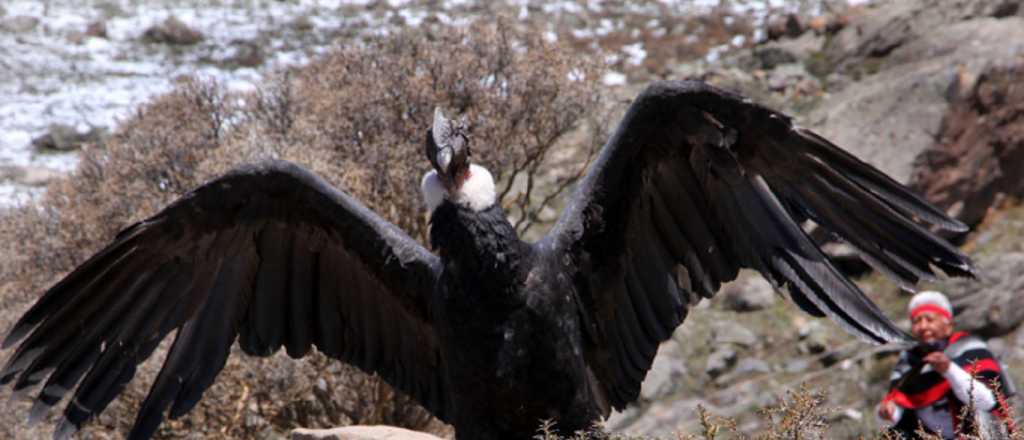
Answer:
[542,80,976,411]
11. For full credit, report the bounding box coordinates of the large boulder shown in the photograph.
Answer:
[291,426,444,440]
[909,63,1024,228]
[939,253,1024,338]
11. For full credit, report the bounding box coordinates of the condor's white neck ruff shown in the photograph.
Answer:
[421,164,496,213]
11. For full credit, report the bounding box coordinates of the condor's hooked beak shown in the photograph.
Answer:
[436,144,454,175]
[425,107,470,189]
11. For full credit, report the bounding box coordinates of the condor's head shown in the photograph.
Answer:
[421,108,496,213]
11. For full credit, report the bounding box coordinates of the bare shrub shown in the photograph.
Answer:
[248,17,607,241]
[0,18,606,439]
[754,385,831,439]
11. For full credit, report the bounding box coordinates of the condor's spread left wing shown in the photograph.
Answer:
[542,80,976,411]
[1,160,448,440]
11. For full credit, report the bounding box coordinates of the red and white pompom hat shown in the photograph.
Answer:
[908,290,953,320]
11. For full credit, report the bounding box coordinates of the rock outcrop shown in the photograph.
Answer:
[940,252,1024,338]
[609,1,1024,436]
[909,63,1024,228]
[806,0,1024,183]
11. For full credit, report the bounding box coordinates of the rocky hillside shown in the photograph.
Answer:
[1,0,1023,439]
[608,0,1024,437]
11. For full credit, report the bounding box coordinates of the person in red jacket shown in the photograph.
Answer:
[877,291,1014,439]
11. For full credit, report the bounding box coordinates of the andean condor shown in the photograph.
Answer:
[1,80,976,440]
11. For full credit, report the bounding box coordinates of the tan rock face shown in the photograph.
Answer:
[291,425,445,440]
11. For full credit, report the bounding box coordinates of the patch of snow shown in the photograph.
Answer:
[704,43,731,63]
[572,28,594,39]
[542,2,584,14]
[622,43,647,66]
[596,18,615,37]
[397,9,428,27]
[602,71,627,86]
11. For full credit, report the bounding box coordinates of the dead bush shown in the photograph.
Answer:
[0,18,606,439]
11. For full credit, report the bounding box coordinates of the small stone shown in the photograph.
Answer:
[797,321,829,355]
[31,124,108,152]
[224,40,265,68]
[711,321,757,348]
[827,14,851,34]
[807,16,829,34]
[640,342,686,400]
[258,428,287,440]
[734,358,771,376]
[784,358,810,374]
[991,1,1020,18]
[0,165,61,187]
[86,20,108,39]
[755,391,779,407]
[245,413,266,428]
[783,14,805,38]
[143,16,204,45]
[767,63,812,92]
[67,31,87,45]
[713,357,771,385]
[835,408,863,422]
[754,47,798,70]
[1,15,40,33]
[720,275,776,312]
[290,15,314,32]
[765,14,804,41]
[705,346,737,379]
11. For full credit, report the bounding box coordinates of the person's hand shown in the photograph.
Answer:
[923,351,951,374]
[878,400,897,421]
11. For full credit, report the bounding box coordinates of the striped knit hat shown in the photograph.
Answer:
[908,290,953,320]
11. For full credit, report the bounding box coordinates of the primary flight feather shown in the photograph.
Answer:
[2,80,975,440]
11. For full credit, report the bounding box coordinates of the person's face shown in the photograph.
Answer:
[911,311,953,343]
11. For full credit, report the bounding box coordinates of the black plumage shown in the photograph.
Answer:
[2,80,974,439]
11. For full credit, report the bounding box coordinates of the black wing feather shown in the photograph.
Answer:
[1,160,448,439]
[543,80,975,412]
